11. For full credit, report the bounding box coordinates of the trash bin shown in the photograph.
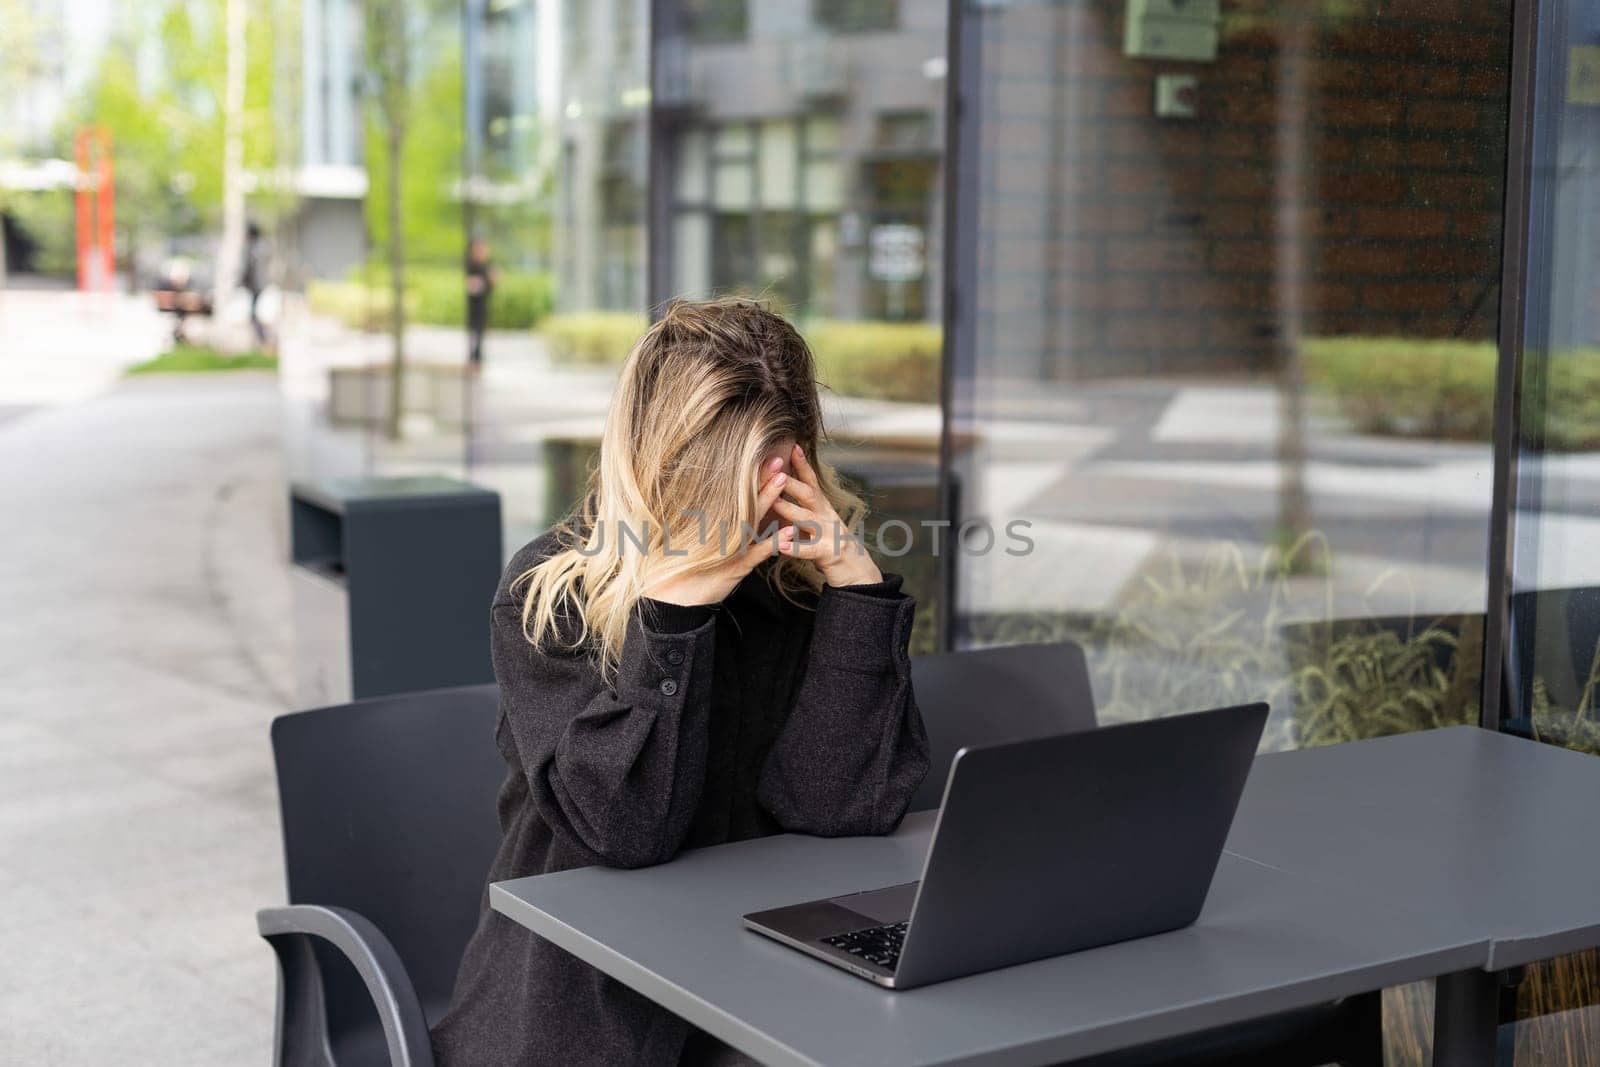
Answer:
[289,475,503,707]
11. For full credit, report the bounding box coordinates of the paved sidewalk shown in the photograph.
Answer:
[0,287,168,406]
[0,370,291,1064]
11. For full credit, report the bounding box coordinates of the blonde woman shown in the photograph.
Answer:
[432,299,930,1067]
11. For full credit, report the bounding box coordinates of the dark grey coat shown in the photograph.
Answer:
[430,531,929,1066]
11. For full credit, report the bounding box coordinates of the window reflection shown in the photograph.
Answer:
[951,0,1509,754]
[1509,0,1600,758]
[656,0,948,647]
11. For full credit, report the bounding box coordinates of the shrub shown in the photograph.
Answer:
[957,535,1482,748]
[307,279,380,330]
[1303,335,1600,451]
[807,320,942,404]
[1302,336,1499,441]
[538,312,650,366]
[413,268,554,329]
[307,264,554,331]
[537,313,943,404]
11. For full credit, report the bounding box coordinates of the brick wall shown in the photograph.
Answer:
[972,0,1511,380]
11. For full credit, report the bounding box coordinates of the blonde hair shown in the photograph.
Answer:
[514,297,866,680]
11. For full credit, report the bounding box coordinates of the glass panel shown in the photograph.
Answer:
[714,123,753,156]
[952,0,1510,766]
[759,210,804,303]
[1506,18,1600,1045]
[810,217,841,313]
[814,0,899,34]
[674,212,712,296]
[711,212,757,292]
[805,116,843,153]
[277,2,474,491]
[676,127,709,203]
[684,0,748,42]
[804,158,843,213]
[658,0,949,649]
[1509,0,1600,760]
[759,121,800,209]
[712,159,754,210]
[276,0,648,557]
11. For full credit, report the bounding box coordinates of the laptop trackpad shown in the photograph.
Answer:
[828,881,917,923]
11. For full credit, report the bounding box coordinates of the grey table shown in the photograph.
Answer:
[1228,725,1600,1065]
[491,727,1600,1066]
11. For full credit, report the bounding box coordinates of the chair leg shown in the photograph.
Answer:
[1337,991,1385,1067]
[267,931,337,1067]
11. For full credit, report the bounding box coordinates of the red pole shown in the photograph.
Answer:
[74,130,92,292]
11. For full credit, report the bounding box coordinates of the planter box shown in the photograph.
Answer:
[327,363,470,427]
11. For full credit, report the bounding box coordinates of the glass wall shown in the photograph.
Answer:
[276,0,474,491]
[653,0,949,647]
[948,0,1511,759]
[1507,0,1600,757]
[259,0,1600,1055]
[1502,5,1600,1055]
[275,0,647,555]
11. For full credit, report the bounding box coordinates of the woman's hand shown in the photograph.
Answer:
[772,444,884,588]
[645,460,792,606]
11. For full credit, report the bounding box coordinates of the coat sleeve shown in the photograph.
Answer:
[491,595,718,868]
[757,575,930,836]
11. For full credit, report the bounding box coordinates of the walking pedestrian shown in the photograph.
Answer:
[465,237,496,372]
[241,222,268,349]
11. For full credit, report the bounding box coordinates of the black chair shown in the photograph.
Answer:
[908,640,1098,812]
[257,684,504,1067]
[908,641,1381,1067]
[1509,585,1600,722]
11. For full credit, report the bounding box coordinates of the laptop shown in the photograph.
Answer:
[743,702,1270,990]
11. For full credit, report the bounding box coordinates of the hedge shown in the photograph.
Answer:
[538,312,650,366]
[807,320,943,404]
[1303,336,1600,450]
[308,265,554,331]
[537,313,944,404]
[308,301,1600,444]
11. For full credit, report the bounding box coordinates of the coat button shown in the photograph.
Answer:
[659,679,679,696]
[666,648,685,666]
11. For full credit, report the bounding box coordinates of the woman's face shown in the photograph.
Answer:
[755,436,797,534]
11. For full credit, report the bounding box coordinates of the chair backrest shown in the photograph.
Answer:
[1511,586,1600,717]
[908,641,1097,812]
[270,683,505,1037]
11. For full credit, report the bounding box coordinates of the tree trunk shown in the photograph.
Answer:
[1273,6,1314,569]
[216,0,248,337]
[387,124,406,440]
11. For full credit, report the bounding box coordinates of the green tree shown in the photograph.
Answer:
[54,0,278,288]
[362,0,423,438]
[0,0,63,286]
[73,41,189,287]
[364,50,465,267]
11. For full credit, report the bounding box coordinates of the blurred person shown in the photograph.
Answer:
[465,236,496,371]
[153,258,202,344]
[430,298,929,1067]
[241,221,268,348]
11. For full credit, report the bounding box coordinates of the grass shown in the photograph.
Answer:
[126,344,277,375]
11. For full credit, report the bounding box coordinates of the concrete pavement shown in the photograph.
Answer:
[0,287,168,406]
[0,301,291,1062]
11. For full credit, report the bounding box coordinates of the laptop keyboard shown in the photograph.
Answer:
[821,920,907,971]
